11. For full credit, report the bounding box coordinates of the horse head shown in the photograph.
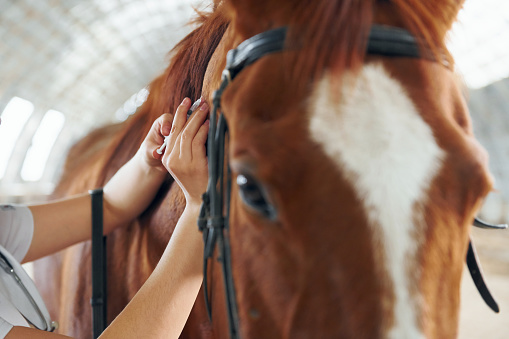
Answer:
[36,1,495,338]
[198,0,494,337]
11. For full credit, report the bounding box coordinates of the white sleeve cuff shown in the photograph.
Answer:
[0,205,34,262]
[0,317,14,339]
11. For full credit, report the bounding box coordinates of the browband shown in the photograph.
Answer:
[367,25,422,58]
[223,24,437,85]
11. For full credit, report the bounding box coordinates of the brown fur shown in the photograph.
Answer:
[35,1,491,338]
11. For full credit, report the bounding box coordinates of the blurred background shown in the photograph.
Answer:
[0,0,508,337]
[0,0,201,202]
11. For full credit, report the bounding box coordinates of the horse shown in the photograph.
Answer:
[34,0,494,338]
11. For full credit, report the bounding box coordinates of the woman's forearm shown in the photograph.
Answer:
[102,150,168,232]
[98,204,203,339]
[24,151,167,263]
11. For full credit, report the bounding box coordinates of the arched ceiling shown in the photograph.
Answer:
[1,0,509,211]
[1,0,199,126]
[0,0,200,198]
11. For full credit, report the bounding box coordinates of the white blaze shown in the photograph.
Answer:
[308,64,444,338]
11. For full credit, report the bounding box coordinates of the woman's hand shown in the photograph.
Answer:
[138,113,174,174]
[24,110,177,263]
[161,97,209,206]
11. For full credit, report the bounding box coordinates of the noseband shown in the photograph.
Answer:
[197,25,506,339]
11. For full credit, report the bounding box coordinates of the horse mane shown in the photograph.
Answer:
[51,123,124,198]
[89,6,230,187]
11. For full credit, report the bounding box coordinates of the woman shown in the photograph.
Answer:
[0,97,209,338]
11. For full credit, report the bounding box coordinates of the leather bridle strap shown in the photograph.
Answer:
[466,237,499,312]
[225,27,287,81]
[90,188,107,338]
[367,25,422,58]
[470,217,508,313]
[198,26,289,339]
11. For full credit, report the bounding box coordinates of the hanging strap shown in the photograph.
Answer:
[89,188,107,338]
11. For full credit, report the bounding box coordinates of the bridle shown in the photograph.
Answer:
[197,24,506,339]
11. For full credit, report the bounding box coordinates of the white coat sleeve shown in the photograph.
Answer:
[0,205,34,263]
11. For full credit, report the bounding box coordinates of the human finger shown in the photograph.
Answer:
[192,120,210,161]
[186,97,202,120]
[158,113,173,137]
[161,131,182,174]
[165,98,191,155]
[180,102,209,159]
[153,113,174,159]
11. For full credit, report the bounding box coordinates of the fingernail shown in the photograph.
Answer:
[200,102,209,111]
[163,125,171,136]
[181,97,190,105]
[189,98,202,112]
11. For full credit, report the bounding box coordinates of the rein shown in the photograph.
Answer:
[197,24,505,338]
[90,188,107,338]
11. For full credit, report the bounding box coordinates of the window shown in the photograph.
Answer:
[0,97,34,179]
[20,110,65,181]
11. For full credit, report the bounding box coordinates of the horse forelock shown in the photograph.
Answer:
[225,0,464,96]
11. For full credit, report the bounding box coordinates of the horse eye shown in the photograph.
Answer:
[236,174,277,220]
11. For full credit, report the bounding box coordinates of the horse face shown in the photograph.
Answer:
[203,24,493,338]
